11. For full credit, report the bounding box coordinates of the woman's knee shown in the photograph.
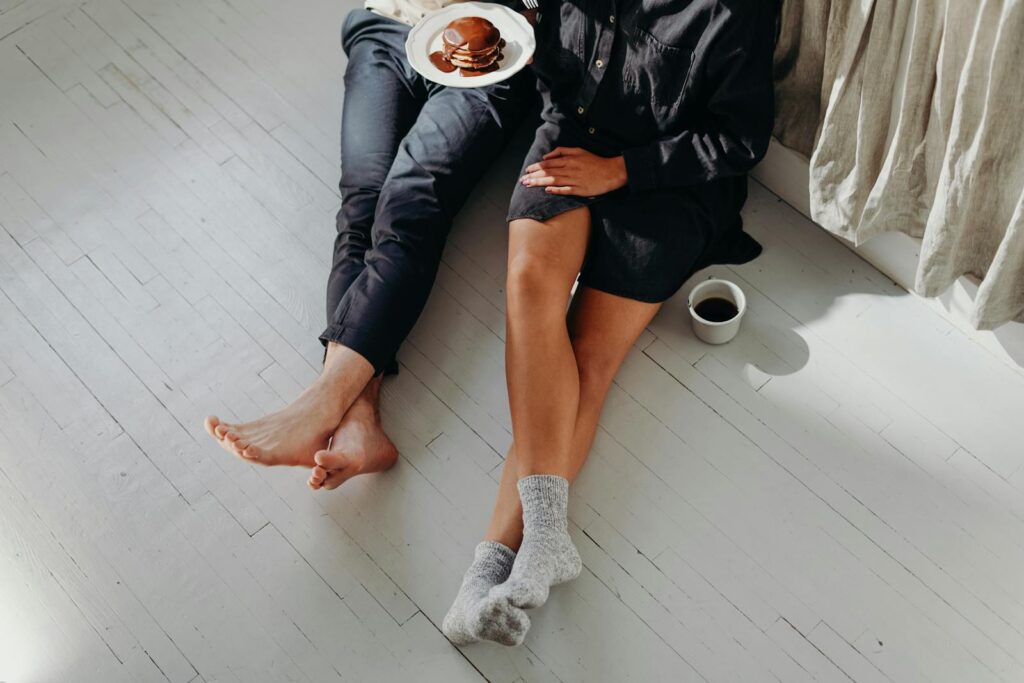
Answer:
[506,213,589,313]
[506,251,572,314]
[572,334,625,396]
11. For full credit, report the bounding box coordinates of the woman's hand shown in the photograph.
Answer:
[519,147,628,196]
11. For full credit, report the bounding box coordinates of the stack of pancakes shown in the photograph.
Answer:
[441,17,503,74]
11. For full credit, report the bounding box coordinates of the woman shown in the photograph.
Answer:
[443,0,779,645]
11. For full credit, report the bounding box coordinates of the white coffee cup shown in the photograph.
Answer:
[687,278,746,344]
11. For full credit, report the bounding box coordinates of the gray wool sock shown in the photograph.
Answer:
[442,541,531,646]
[490,475,582,609]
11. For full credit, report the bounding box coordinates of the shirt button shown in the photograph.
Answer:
[595,59,604,68]
[588,127,595,134]
[577,106,585,115]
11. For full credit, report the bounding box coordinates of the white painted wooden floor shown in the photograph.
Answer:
[2,1,1024,681]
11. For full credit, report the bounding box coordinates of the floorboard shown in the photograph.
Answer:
[1,1,1023,681]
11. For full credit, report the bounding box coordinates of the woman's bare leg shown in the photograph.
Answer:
[440,209,590,646]
[505,208,592,479]
[485,443,526,551]
[496,217,664,612]
[204,342,374,468]
[444,287,661,643]
[491,278,661,618]
[485,287,662,551]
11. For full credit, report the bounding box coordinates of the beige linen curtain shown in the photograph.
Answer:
[773,0,1024,329]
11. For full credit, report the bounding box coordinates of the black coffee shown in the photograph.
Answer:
[694,297,738,322]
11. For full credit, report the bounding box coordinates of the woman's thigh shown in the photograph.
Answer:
[568,286,661,384]
[507,207,592,298]
[507,119,594,225]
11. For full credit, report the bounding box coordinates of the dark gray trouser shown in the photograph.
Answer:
[320,9,534,374]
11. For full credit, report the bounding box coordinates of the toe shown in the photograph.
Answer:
[214,422,232,439]
[314,449,353,470]
[223,431,242,454]
[240,443,263,461]
[204,416,221,438]
[308,466,326,489]
[214,437,235,455]
[322,468,355,490]
[309,466,329,489]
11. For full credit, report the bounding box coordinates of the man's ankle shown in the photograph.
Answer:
[322,342,375,380]
[348,382,382,422]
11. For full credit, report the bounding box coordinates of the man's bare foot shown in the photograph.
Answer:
[203,343,375,468]
[204,380,347,468]
[308,377,398,490]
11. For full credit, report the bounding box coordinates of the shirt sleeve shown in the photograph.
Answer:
[622,4,776,192]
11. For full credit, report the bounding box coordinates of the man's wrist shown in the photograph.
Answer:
[520,4,538,28]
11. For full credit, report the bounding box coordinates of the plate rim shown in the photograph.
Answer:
[405,2,536,88]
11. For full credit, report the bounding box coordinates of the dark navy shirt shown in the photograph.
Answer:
[531,0,776,193]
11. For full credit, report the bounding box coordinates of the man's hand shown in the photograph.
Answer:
[519,147,628,196]
[521,8,537,63]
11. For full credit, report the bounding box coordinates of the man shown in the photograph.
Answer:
[204,0,535,490]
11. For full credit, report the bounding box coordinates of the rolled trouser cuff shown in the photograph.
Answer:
[319,323,398,376]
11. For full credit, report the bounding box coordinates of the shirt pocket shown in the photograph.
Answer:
[621,23,695,128]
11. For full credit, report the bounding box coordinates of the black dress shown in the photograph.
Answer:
[507,0,777,302]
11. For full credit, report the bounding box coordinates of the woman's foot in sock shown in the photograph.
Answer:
[308,376,398,490]
[491,475,581,609]
[443,541,530,646]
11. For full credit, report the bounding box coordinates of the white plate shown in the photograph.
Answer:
[406,2,535,88]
